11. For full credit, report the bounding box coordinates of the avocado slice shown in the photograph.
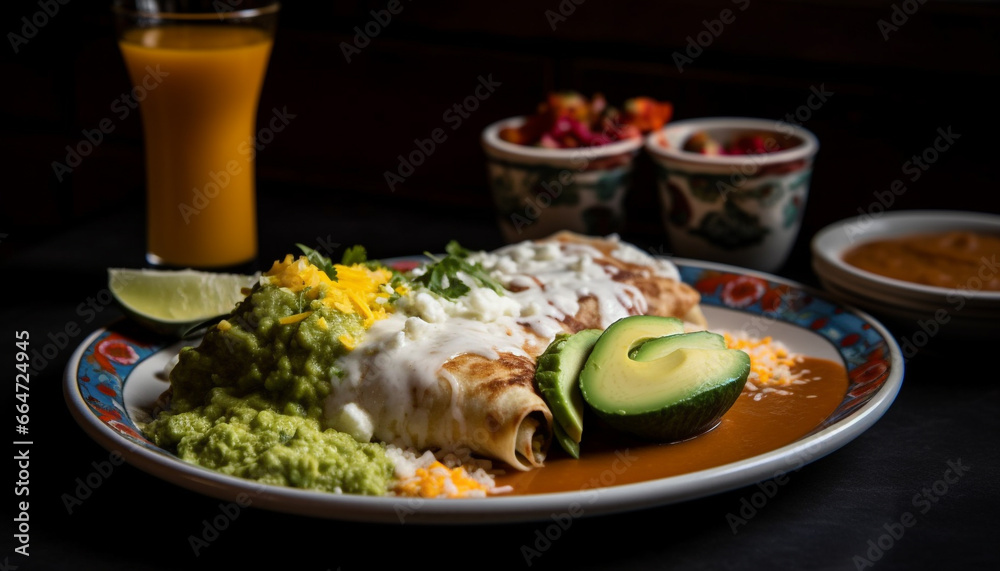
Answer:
[631,330,726,361]
[579,318,750,442]
[552,422,580,459]
[535,329,602,458]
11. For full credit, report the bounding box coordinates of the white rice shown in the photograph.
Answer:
[715,329,814,396]
[385,445,512,498]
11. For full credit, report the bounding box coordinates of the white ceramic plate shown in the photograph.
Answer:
[816,273,999,338]
[813,254,1000,318]
[811,209,1000,308]
[65,259,903,524]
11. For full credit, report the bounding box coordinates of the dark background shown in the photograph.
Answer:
[2,1,999,570]
[2,0,999,263]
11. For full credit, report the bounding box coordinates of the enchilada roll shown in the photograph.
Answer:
[325,232,705,471]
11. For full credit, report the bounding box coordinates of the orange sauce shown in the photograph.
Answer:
[496,357,847,494]
[119,26,273,268]
[841,231,1000,290]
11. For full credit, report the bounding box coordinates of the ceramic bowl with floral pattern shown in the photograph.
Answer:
[645,117,819,272]
[481,116,644,242]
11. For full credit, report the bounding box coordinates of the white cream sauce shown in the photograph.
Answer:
[324,235,681,446]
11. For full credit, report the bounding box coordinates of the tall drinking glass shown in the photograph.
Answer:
[113,0,279,270]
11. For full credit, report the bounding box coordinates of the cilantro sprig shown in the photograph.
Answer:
[414,240,505,299]
[295,240,501,302]
[296,243,338,281]
[341,245,368,266]
[295,244,381,281]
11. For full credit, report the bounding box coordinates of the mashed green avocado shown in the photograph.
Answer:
[145,282,394,495]
[167,282,365,417]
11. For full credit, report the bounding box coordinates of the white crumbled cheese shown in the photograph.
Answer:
[536,242,561,261]
[328,402,375,443]
[508,243,535,264]
[520,300,545,317]
[408,291,448,323]
[464,287,520,322]
[571,253,595,274]
[611,243,650,266]
[611,241,681,280]
[494,255,518,275]
[507,276,534,289]
[403,316,430,340]
[396,270,520,325]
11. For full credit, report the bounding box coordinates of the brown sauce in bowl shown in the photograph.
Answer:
[841,231,1000,290]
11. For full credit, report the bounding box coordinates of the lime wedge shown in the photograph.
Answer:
[108,268,259,337]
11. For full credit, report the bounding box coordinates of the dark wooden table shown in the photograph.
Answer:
[2,185,997,571]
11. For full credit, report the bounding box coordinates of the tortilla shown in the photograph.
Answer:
[536,231,706,329]
[331,349,551,471]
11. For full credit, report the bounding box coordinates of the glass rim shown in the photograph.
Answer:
[112,2,280,21]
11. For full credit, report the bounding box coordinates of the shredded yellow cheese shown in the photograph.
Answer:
[264,254,395,330]
[393,460,492,499]
[337,334,357,351]
[723,333,795,385]
[724,332,803,387]
[278,311,312,325]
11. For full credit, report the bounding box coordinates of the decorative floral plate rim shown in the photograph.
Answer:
[63,258,903,524]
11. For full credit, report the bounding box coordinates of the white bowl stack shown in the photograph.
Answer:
[811,210,1000,338]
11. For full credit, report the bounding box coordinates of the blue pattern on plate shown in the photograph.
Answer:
[75,325,166,451]
[679,264,895,429]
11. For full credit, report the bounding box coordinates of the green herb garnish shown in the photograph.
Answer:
[296,243,338,281]
[295,287,312,313]
[341,245,368,266]
[414,240,505,299]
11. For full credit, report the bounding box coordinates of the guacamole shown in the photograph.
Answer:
[166,282,364,418]
[149,388,393,494]
[145,264,398,496]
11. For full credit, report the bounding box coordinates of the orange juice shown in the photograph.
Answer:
[119,25,273,268]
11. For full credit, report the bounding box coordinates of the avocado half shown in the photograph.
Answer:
[579,315,750,442]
